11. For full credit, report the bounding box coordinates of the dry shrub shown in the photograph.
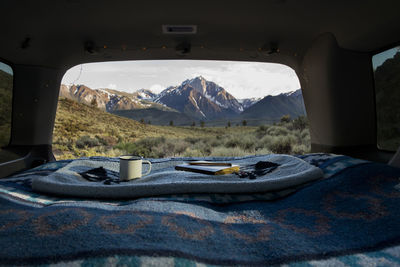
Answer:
[225,137,241,148]
[267,135,295,154]
[266,126,289,136]
[210,147,248,157]
[292,144,309,155]
[97,135,118,146]
[183,148,203,157]
[76,135,100,148]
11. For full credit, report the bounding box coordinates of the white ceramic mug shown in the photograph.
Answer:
[119,156,152,180]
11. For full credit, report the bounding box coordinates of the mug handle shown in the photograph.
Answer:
[142,160,152,176]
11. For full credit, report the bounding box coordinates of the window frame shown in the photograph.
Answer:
[0,57,15,149]
[371,43,400,152]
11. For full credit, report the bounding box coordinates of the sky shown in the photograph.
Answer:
[61,60,301,99]
[372,46,400,70]
[0,62,13,75]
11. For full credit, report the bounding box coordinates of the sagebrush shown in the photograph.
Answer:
[53,99,310,159]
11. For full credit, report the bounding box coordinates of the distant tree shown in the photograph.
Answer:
[169,120,174,126]
[227,121,231,127]
[140,118,145,124]
[191,121,196,127]
[200,121,205,128]
[90,97,98,108]
[148,121,151,125]
[242,120,247,126]
[292,116,308,130]
[280,114,291,123]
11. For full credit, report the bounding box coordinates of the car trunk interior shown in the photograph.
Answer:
[0,1,400,266]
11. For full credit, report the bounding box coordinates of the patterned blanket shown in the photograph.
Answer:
[1,153,400,266]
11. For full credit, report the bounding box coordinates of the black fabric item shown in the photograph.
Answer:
[79,167,122,185]
[79,161,280,183]
[237,161,279,180]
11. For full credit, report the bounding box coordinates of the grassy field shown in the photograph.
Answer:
[53,98,311,160]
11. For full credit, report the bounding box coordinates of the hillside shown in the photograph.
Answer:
[111,108,195,126]
[60,84,169,112]
[239,89,306,121]
[54,98,310,159]
[53,98,244,159]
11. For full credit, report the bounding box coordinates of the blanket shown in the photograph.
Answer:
[31,154,323,199]
[2,154,400,266]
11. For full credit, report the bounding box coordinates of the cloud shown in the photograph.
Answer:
[149,84,165,93]
[0,62,13,75]
[107,83,117,89]
[62,60,300,98]
[180,62,300,98]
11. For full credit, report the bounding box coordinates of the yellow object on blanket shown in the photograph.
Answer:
[175,161,240,175]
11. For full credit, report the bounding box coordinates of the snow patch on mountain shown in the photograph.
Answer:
[155,76,243,119]
[135,89,157,100]
[190,96,206,118]
[281,89,302,97]
[238,97,262,110]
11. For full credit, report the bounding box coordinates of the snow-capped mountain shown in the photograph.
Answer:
[59,85,161,112]
[239,89,306,120]
[281,90,302,97]
[238,98,262,109]
[59,81,306,126]
[154,76,242,120]
[134,89,157,100]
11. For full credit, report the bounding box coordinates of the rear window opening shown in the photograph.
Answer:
[54,60,309,160]
[373,46,400,151]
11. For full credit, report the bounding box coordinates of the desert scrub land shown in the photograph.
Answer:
[53,98,311,159]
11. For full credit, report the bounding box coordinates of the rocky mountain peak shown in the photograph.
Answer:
[281,89,302,97]
[181,76,207,94]
[134,89,157,100]
[59,84,164,112]
[155,76,243,119]
[58,80,306,126]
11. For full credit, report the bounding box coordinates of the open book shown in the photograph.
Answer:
[175,161,240,175]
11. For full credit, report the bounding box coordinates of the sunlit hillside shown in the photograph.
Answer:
[53,98,310,159]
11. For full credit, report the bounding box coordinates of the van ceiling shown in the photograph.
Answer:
[1,0,400,68]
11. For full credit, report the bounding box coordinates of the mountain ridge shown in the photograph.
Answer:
[154,76,242,120]
[59,77,306,126]
[60,84,173,112]
[239,89,306,120]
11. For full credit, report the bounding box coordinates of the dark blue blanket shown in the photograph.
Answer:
[1,154,400,266]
